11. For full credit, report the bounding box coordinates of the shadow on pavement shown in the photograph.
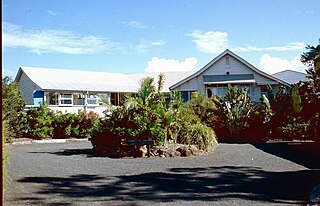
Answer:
[30,148,94,157]
[17,166,320,205]
[253,142,320,169]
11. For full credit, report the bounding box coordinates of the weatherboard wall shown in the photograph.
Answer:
[18,72,42,105]
[173,55,282,101]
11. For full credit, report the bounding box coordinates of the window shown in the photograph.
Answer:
[87,94,98,105]
[59,93,73,105]
[75,94,85,105]
[61,94,72,98]
[239,86,251,96]
[207,87,227,98]
[226,57,230,66]
[207,88,212,98]
[97,93,110,105]
[111,93,117,105]
[180,90,197,102]
[260,85,268,97]
[180,91,189,102]
[47,92,58,105]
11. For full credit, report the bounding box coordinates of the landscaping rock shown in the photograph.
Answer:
[174,150,181,157]
[136,145,147,157]
[189,145,199,156]
[156,148,165,156]
[176,145,190,157]
[166,148,177,157]
[92,143,209,158]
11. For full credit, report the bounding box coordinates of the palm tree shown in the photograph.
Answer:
[301,39,320,74]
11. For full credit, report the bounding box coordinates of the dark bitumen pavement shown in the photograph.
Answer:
[4,141,320,205]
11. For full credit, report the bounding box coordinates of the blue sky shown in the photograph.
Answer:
[2,0,320,78]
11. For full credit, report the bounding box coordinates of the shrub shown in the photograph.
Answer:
[91,76,219,153]
[77,111,101,138]
[2,76,26,141]
[209,85,273,142]
[214,85,254,141]
[186,92,218,127]
[179,120,218,151]
[25,104,55,139]
[172,97,218,150]
[52,111,80,139]
[2,121,10,188]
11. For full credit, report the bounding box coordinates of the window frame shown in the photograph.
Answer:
[59,93,73,105]
[86,93,99,105]
[179,90,198,102]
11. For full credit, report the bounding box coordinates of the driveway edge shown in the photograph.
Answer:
[8,138,90,145]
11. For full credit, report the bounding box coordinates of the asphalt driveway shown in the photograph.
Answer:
[4,141,320,205]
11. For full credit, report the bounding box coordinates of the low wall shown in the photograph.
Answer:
[25,105,109,117]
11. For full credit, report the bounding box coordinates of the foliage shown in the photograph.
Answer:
[186,92,218,126]
[2,76,26,140]
[174,106,218,150]
[245,94,273,141]
[2,121,10,188]
[292,84,302,113]
[24,104,100,139]
[52,111,80,139]
[92,76,166,148]
[264,41,320,142]
[77,111,101,138]
[208,85,273,142]
[25,104,55,139]
[91,75,218,151]
[301,39,320,74]
[299,40,320,141]
[215,85,255,139]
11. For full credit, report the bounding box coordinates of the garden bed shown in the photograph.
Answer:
[91,143,216,158]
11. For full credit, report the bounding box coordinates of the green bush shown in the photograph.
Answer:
[209,85,273,142]
[25,104,55,139]
[91,75,218,152]
[77,111,101,138]
[52,111,80,139]
[186,92,219,127]
[24,105,101,139]
[177,115,218,151]
[2,76,26,141]
[2,121,10,188]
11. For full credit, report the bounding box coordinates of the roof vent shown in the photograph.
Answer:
[226,57,230,66]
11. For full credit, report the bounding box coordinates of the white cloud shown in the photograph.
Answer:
[187,30,228,53]
[145,57,197,73]
[234,42,306,52]
[135,40,165,54]
[305,10,315,14]
[259,54,308,74]
[124,21,148,29]
[187,29,306,54]
[2,22,119,55]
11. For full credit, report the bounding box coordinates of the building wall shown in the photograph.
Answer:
[173,54,281,101]
[203,55,279,85]
[18,72,42,105]
[48,105,108,117]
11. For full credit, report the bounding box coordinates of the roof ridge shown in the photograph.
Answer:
[273,69,307,75]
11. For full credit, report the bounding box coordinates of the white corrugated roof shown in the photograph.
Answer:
[272,70,310,84]
[127,71,194,92]
[17,67,193,93]
[18,67,140,93]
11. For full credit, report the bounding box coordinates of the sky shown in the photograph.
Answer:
[2,0,320,78]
